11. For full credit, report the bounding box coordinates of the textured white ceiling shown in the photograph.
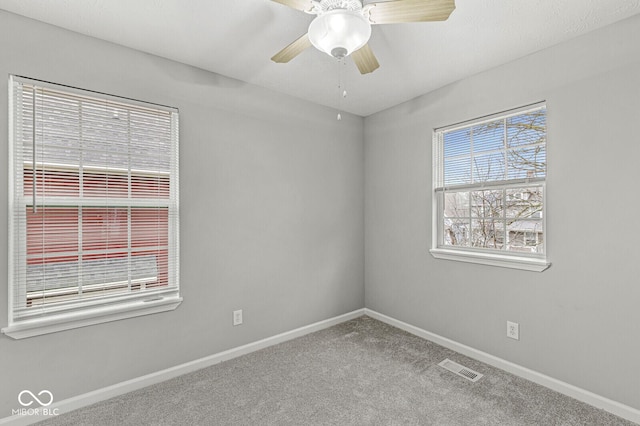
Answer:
[1,0,639,116]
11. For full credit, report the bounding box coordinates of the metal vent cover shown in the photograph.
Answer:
[438,358,483,382]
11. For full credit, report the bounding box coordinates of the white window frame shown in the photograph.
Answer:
[3,76,181,339]
[430,103,550,272]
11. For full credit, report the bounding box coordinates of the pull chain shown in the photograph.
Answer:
[337,58,347,121]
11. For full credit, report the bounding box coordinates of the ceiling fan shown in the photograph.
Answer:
[270,0,456,74]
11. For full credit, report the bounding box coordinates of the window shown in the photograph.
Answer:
[430,103,549,271]
[3,76,181,339]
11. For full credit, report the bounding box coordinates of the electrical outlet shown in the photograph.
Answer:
[233,309,243,326]
[507,321,519,340]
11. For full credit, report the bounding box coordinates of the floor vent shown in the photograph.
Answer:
[438,358,483,382]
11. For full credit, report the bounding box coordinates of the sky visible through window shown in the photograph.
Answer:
[443,111,546,186]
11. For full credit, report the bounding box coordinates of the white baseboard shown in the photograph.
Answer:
[364,308,640,425]
[0,308,365,426]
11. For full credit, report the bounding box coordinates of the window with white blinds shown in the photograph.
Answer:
[3,76,181,339]
[430,103,550,271]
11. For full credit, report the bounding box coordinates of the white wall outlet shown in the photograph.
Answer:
[233,309,243,326]
[507,321,519,340]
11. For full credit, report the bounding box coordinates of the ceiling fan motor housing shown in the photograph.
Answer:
[318,0,363,12]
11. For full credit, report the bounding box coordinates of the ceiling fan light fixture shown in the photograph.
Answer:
[308,9,371,59]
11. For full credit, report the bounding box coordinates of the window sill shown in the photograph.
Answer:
[430,248,550,272]
[1,296,182,339]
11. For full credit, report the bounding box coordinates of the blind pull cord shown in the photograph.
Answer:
[32,87,37,213]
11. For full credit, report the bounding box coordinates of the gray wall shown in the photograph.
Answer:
[0,11,364,416]
[365,14,640,410]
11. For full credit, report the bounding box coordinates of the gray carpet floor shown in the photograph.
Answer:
[40,316,634,425]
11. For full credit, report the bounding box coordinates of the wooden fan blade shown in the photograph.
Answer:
[352,44,380,74]
[271,33,312,63]
[270,0,314,12]
[367,0,455,24]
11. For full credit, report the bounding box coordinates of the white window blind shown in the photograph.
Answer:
[3,76,181,338]
[431,103,549,271]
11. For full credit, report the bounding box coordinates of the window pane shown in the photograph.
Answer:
[507,220,543,253]
[24,168,80,197]
[507,110,546,148]
[473,152,505,183]
[444,157,471,186]
[506,187,543,219]
[471,218,505,249]
[26,260,79,303]
[81,104,130,169]
[130,109,172,172]
[444,191,469,218]
[131,175,170,199]
[82,208,129,252]
[83,171,129,198]
[80,252,129,288]
[507,146,546,179]
[444,128,470,157]
[27,207,79,257]
[134,250,168,288]
[472,119,504,153]
[470,190,504,218]
[26,206,81,304]
[443,218,470,247]
[131,208,169,248]
[130,254,160,285]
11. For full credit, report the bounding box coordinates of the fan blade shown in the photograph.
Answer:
[270,0,314,12]
[352,44,380,74]
[367,0,455,24]
[271,33,312,63]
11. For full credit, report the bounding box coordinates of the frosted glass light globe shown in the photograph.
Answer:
[308,10,371,58]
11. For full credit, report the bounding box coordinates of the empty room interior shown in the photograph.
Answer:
[1,0,639,424]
